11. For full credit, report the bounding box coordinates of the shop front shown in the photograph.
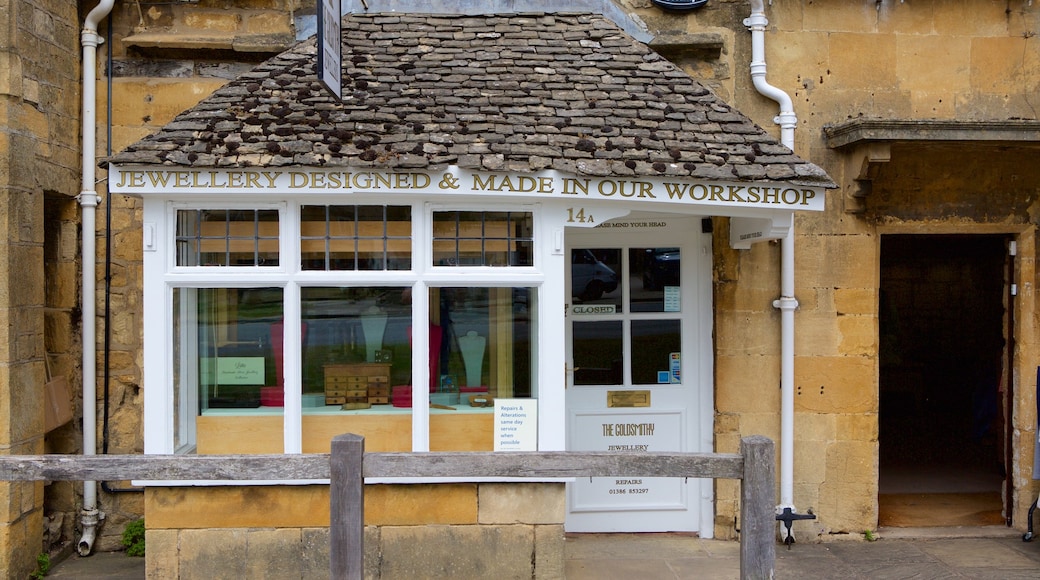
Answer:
[105,10,832,576]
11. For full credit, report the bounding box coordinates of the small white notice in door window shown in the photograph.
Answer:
[664,286,681,312]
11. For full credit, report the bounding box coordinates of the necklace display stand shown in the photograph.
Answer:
[458,330,487,388]
[360,305,388,362]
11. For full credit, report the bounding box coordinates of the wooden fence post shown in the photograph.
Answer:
[739,435,776,580]
[330,434,365,580]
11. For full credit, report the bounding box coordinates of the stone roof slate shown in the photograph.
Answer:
[106,12,836,188]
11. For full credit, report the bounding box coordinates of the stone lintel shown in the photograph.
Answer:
[649,31,725,59]
[824,118,1040,149]
[122,32,294,55]
[824,119,1040,213]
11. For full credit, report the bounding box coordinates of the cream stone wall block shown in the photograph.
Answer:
[825,440,878,487]
[108,79,228,129]
[478,483,564,525]
[794,356,876,414]
[794,412,836,443]
[897,35,971,95]
[245,12,294,36]
[876,2,935,35]
[793,311,840,357]
[183,11,243,33]
[365,484,478,526]
[736,413,780,446]
[817,479,877,533]
[792,439,828,486]
[833,287,875,316]
[179,528,250,579]
[535,525,565,579]
[715,310,780,355]
[244,528,302,579]
[795,234,877,289]
[715,356,780,414]
[379,524,535,579]
[836,315,876,356]
[802,2,880,33]
[144,529,179,580]
[714,283,784,319]
[828,33,899,91]
[909,89,957,121]
[934,1,1010,36]
[970,36,1038,95]
[835,413,878,443]
[298,527,332,579]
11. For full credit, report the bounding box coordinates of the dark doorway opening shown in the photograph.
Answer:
[879,234,1010,527]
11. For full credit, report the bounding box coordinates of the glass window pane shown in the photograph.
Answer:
[630,247,680,313]
[175,209,280,267]
[572,320,623,386]
[175,287,285,454]
[571,249,621,307]
[300,205,410,271]
[631,319,681,385]
[428,287,536,451]
[513,240,534,266]
[432,240,457,266]
[431,211,534,268]
[299,287,413,453]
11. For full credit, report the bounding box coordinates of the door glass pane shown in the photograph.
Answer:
[571,249,621,308]
[572,320,623,385]
[630,247,680,313]
[631,319,681,385]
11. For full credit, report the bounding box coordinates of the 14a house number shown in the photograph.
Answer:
[566,207,595,224]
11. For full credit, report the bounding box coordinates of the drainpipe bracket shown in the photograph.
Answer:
[81,29,104,47]
[772,296,799,311]
[774,111,798,129]
[77,192,100,208]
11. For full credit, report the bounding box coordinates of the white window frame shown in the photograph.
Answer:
[143,197,553,484]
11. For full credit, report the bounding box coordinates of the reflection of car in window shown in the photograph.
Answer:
[642,248,680,290]
[571,249,618,301]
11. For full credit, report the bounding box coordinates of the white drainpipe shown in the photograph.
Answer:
[78,0,114,556]
[745,0,802,541]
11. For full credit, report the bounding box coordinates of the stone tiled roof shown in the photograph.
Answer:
[106,12,835,188]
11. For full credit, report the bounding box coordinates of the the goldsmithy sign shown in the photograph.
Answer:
[109,165,825,211]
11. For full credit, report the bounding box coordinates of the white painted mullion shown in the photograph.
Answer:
[412,203,430,452]
[282,202,302,454]
[144,200,172,455]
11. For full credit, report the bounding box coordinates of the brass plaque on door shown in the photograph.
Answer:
[607,390,651,408]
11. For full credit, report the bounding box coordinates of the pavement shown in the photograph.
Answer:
[47,526,1040,579]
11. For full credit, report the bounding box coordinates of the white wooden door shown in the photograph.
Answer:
[565,218,714,533]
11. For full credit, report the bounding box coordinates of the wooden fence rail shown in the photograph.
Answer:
[0,435,775,580]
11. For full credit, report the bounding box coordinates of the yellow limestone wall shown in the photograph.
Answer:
[628,0,1040,538]
[143,483,565,579]
[88,0,1040,552]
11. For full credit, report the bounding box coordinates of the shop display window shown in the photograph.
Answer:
[166,204,540,455]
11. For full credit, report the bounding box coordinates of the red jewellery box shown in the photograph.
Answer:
[392,385,412,407]
[260,387,284,407]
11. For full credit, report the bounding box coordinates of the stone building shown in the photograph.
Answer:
[3,0,1040,577]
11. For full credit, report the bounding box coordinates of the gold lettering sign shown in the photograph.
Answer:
[111,166,824,210]
[607,390,651,408]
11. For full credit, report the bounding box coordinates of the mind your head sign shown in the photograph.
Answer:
[109,165,825,212]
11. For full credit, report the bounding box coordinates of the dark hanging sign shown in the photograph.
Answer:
[651,0,709,10]
[318,0,342,101]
